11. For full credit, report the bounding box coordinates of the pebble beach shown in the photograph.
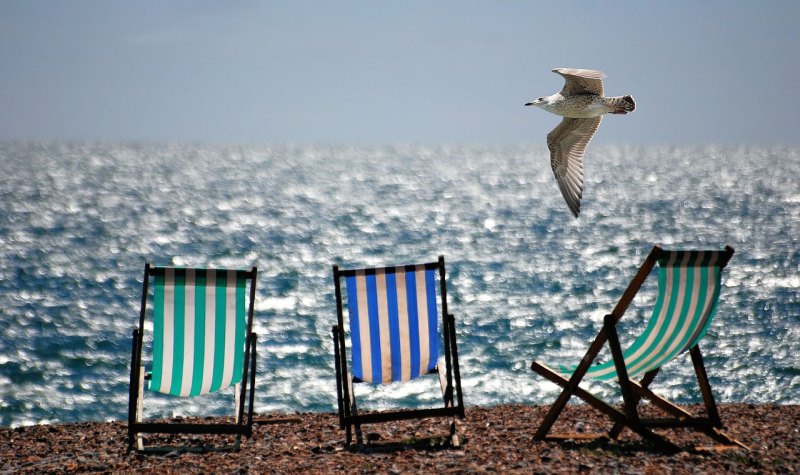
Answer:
[2,403,798,474]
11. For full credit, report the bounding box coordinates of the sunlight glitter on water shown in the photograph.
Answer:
[1,142,798,427]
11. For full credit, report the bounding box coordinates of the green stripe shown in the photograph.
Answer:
[686,254,720,349]
[630,254,715,376]
[679,255,707,353]
[651,253,707,368]
[148,267,251,396]
[690,268,721,346]
[649,258,699,370]
[650,258,683,363]
[638,255,693,372]
[584,258,673,380]
[671,256,696,350]
[151,273,165,391]
[624,258,670,359]
[169,272,186,395]
[232,276,246,385]
[211,272,228,392]
[190,271,207,397]
[621,256,682,377]
[661,253,711,363]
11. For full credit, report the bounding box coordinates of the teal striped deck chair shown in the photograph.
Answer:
[127,264,258,452]
[332,256,465,447]
[531,245,747,451]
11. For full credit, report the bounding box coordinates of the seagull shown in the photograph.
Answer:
[525,68,635,218]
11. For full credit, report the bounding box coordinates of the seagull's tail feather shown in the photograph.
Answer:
[606,95,636,114]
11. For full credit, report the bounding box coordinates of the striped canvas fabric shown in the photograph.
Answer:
[344,265,440,384]
[149,268,248,397]
[569,250,725,381]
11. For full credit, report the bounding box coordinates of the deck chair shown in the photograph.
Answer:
[531,245,747,451]
[332,255,465,447]
[128,264,258,452]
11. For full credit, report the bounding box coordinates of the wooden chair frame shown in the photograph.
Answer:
[332,255,465,447]
[127,264,258,452]
[531,245,747,451]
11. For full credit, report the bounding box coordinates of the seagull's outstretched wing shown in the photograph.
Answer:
[547,116,602,218]
[553,68,605,96]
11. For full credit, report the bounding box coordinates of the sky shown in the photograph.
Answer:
[2,1,799,146]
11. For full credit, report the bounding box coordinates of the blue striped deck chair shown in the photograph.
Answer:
[531,245,747,451]
[127,264,258,452]
[332,256,465,447]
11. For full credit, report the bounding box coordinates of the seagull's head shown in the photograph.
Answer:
[524,97,548,109]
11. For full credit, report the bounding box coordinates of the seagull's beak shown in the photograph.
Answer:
[524,101,534,106]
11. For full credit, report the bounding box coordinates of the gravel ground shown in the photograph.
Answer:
[2,404,798,474]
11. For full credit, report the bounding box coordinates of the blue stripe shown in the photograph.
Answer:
[386,272,402,382]
[365,273,382,383]
[405,271,421,379]
[425,268,439,369]
[345,275,363,381]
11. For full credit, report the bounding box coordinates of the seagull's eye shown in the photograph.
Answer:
[538,97,544,102]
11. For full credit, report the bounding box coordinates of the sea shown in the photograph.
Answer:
[1,142,798,428]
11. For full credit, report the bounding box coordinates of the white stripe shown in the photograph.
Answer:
[201,269,216,395]
[395,267,411,381]
[180,269,196,397]
[415,265,430,375]
[160,268,175,394]
[355,271,372,382]
[220,270,237,390]
[374,269,392,383]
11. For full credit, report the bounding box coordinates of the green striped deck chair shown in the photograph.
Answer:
[531,245,747,451]
[127,264,258,452]
[332,256,465,448]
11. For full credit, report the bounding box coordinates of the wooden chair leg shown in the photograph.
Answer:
[136,368,145,451]
[127,330,140,452]
[437,363,460,447]
[531,325,612,440]
[347,377,362,447]
[608,369,659,439]
[605,316,681,452]
[690,345,722,427]
[532,371,577,440]
[234,383,241,424]
[247,334,257,432]
[332,326,345,429]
